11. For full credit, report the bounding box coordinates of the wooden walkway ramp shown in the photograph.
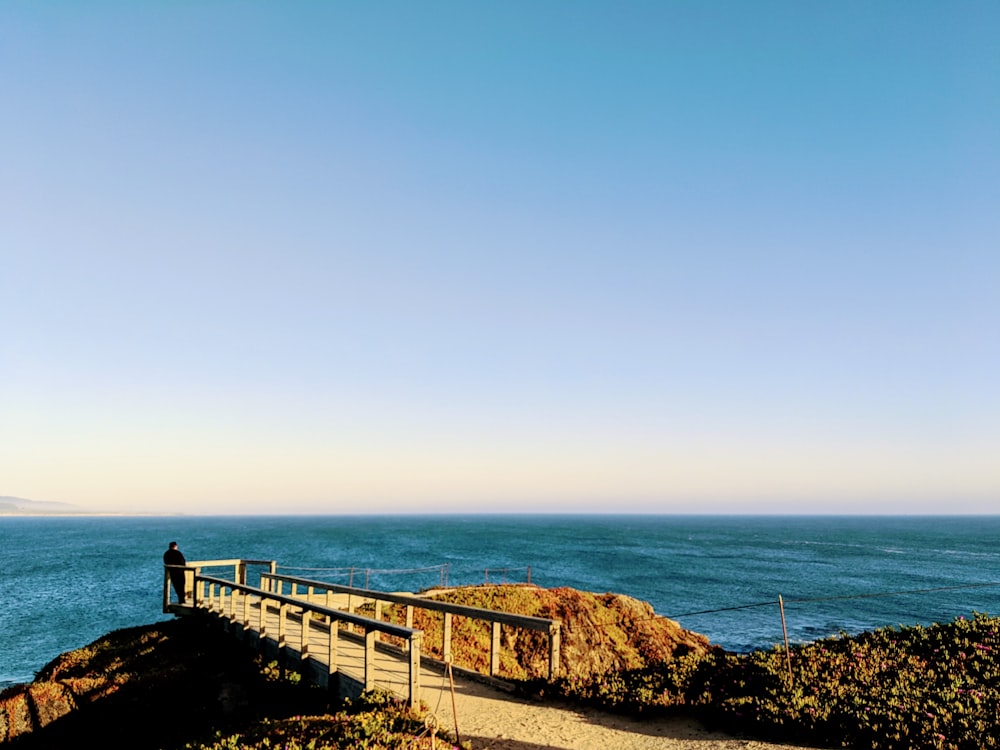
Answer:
[164,559,561,708]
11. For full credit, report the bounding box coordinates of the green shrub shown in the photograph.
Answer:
[186,691,456,750]
[548,613,1000,750]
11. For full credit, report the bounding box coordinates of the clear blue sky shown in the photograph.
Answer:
[2,2,997,514]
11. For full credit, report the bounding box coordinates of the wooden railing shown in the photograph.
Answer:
[163,559,423,705]
[162,557,275,612]
[195,572,422,704]
[262,571,562,681]
[163,560,563,702]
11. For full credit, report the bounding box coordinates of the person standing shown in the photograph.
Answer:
[163,541,187,604]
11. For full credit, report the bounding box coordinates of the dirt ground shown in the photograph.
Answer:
[421,669,828,750]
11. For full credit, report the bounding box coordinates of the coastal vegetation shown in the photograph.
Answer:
[401,586,1000,749]
[543,611,1000,749]
[2,585,998,749]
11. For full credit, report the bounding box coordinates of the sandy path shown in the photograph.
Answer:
[419,670,826,750]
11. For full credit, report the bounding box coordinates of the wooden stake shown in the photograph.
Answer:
[448,661,461,746]
[779,595,793,684]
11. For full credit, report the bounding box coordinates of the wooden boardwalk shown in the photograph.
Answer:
[164,559,561,707]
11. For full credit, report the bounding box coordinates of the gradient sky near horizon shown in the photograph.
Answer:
[2,2,998,515]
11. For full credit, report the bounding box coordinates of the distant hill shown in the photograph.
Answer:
[0,496,86,514]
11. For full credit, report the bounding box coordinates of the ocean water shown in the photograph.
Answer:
[2,514,1000,689]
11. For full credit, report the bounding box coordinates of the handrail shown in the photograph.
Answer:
[200,575,418,638]
[194,573,422,704]
[267,573,557,631]
[263,571,561,680]
[163,559,279,612]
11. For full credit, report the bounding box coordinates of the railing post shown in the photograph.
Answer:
[238,561,247,586]
[442,613,453,664]
[490,621,502,676]
[278,603,288,649]
[403,605,414,651]
[301,610,312,663]
[191,568,201,608]
[548,623,561,680]
[242,587,251,628]
[328,618,339,674]
[190,567,200,607]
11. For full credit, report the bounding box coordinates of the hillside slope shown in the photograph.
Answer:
[394,584,716,680]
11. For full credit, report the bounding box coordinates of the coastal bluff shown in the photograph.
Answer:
[407,584,716,680]
[0,585,717,748]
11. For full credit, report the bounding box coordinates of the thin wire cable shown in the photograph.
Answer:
[668,581,1000,620]
[277,564,446,574]
[785,580,1000,605]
